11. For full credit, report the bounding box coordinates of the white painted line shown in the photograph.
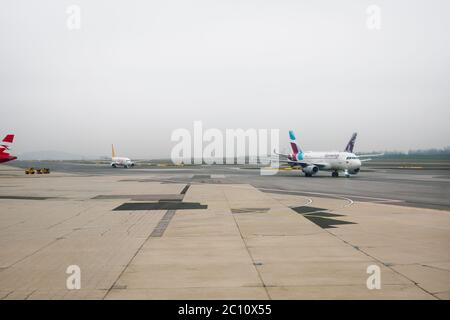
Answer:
[341,197,354,208]
[259,187,403,203]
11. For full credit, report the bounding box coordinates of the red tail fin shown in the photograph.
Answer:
[2,134,14,143]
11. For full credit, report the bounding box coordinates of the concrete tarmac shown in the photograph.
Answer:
[0,162,449,299]
[9,160,450,210]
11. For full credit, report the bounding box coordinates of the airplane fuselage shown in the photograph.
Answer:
[281,130,370,177]
[111,157,134,168]
[0,155,17,164]
[289,151,362,175]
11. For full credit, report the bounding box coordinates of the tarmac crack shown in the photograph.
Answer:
[325,227,441,300]
[268,190,441,299]
[46,204,92,230]
[5,204,103,269]
[104,209,173,299]
[223,188,272,300]
[0,291,13,300]
[0,220,26,231]
[125,214,146,235]
[24,289,37,300]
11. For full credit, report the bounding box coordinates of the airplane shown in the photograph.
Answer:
[0,134,17,164]
[275,131,381,177]
[110,144,134,168]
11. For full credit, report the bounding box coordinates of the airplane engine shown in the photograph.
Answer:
[302,165,319,177]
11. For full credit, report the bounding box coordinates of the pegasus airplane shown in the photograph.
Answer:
[0,134,17,164]
[111,144,134,168]
[276,131,379,177]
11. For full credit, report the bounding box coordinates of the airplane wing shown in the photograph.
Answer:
[276,158,328,169]
[355,153,384,162]
[273,150,327,169]
[357,153,384,158]
[273,150,291,158]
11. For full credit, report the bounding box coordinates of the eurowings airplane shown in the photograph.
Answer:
[275,131,380,177]
[0,134,17,164]
[111,144,134,168]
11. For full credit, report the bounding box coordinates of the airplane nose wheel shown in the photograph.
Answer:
[332,171,339,177]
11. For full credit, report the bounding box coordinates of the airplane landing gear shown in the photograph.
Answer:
[332,171,339,177]
[344,170,350,178]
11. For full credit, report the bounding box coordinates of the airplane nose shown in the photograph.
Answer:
[350,159,360,168]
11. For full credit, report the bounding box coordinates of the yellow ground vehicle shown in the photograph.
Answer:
[25,168,50,174]
[25,167,35,174]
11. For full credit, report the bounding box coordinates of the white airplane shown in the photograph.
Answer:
[110,144,134,168]
[275,131,381,177]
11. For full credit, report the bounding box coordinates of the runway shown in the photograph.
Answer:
[0,161,449,299]
[8,160,450,210]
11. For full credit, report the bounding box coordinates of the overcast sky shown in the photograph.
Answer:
[1,0,449,158]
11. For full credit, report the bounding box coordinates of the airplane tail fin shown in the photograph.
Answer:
[345,132,357,153]
[1,134,14,153]
[112,144,116,158]
[2,134,14,143]
[288,130,302,154]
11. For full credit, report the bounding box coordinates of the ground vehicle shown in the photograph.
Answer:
[25,167,35,174]
[25,167,50,174]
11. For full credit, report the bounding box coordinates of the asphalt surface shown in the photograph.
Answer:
[7,160,450,211]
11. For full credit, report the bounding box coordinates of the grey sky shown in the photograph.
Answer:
[1,0,449,158]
